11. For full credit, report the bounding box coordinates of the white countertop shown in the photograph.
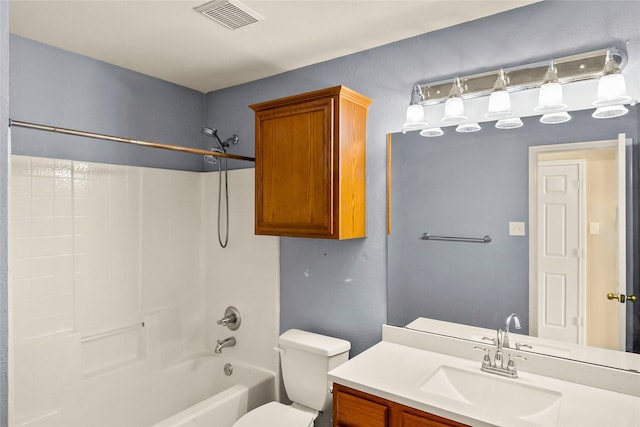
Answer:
[329,340,640,427]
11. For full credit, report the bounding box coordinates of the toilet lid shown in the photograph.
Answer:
[232,402,315,427]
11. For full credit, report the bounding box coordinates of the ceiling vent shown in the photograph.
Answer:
[194,0,264,30]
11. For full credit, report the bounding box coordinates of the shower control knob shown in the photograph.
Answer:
[217,306,241,330]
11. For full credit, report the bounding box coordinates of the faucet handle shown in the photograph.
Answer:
[474,346,492,368]
[506,353,527,375]
[217,306,241,330]
[515,342,533,351]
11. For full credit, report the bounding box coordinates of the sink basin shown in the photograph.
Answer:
[420,365,562,425]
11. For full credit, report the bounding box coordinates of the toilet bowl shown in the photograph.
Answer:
[232,402,316,427]
[231,329,350,427]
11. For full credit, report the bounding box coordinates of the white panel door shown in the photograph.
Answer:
[537,161,584,344]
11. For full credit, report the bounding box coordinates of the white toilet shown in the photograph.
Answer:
[232,329,351,427]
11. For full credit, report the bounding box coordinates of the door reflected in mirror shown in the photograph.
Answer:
[387,107,639,369]
[529,138,627,352]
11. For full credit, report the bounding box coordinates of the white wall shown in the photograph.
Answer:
[202,169,280,374]
[9,156,278,426]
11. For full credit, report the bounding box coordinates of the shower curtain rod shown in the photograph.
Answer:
[8,119,256,162]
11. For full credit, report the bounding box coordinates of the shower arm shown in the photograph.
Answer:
[9,119,255,162]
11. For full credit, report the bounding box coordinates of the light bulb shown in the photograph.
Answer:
[456,122,481,133]
[592,104,629,119]
[402,104,427,131]
[420,127,444,137]
[486,69,512,119]
[540,111,571,124]
[536,82,567,113]
[593,73,631,107]
[495,117,523,129]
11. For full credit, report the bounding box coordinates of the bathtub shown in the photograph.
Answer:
[33,354,276,427]
[151,356,275,427]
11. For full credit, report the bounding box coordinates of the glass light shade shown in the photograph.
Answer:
[486,90,512,119]
[535,82,567,113]
[592,104,629,119]
[593,73,631,107]
[441,97,467,124]
[420,127,444,137]
[456,122,481,133]
[402,104,427,131]
[495,117,523,129]
[540,111,571,124]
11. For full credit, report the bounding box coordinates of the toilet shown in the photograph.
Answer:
[232,329,351,427]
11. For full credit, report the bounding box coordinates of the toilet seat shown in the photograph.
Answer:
[232,402,316,427]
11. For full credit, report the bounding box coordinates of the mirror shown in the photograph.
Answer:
[387,106,639,369]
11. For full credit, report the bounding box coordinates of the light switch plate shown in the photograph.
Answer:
[589,222,600,235]
[509,222,526,236]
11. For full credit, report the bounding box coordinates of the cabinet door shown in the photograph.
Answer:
[255,97,334,237]
[333,384,469,427]
[333,384,389,427]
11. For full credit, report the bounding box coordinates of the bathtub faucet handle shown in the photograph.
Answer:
[217,306,241,331]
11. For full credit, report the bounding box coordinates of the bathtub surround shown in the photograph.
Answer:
[9,157,278,425]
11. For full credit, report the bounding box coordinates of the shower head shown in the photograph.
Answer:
[202,127,218,138]
[202,126,227,155]
[202,126,239,164]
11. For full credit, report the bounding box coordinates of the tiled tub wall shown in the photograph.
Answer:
[9,156,278,426]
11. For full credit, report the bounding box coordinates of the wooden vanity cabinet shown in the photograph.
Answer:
[250,86,371,239]
[333,383,469,427]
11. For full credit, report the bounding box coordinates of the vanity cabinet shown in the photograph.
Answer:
[250,86,371,239]
[333,383,469,427]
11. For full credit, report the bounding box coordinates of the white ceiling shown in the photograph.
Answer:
[9,0,538,93]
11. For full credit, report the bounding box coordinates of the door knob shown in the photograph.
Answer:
[607,293,637,303]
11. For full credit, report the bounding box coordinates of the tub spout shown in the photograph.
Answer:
[215,337,236,354]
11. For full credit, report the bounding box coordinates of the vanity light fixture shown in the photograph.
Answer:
[592,49,631,119]
[404,47,633,135]
[441,78,468,125]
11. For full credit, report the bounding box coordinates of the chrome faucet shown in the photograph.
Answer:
[214,336,236,354]
[503,313,521,349]
[475,329,526,378]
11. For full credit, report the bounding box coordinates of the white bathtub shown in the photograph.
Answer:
[151,357,275,427]
[33,354,275,427]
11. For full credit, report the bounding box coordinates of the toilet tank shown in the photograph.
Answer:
[278,329,351,412]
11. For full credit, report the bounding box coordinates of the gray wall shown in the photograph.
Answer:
[1,2,9,426]
[388,108,640,336]
[205,0,640,356]
[9,35,206,172]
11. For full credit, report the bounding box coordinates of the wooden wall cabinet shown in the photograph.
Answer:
[250,86,371,239]
[333,383,470,427]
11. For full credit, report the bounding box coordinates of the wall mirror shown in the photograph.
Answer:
[387,106,639,371]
